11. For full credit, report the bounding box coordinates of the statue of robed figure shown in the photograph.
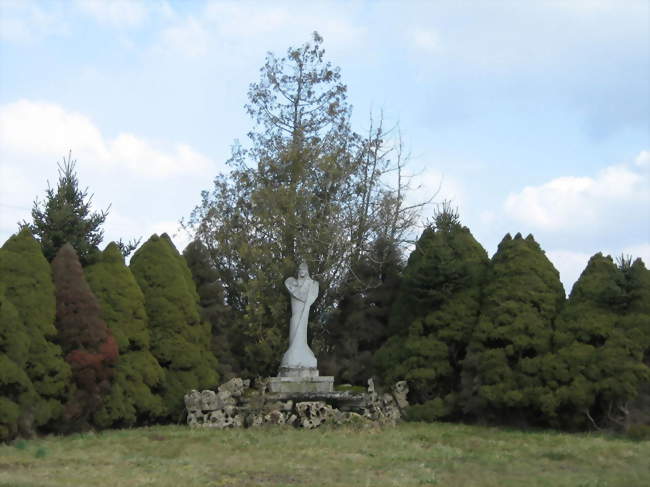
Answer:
[280,262,319,370]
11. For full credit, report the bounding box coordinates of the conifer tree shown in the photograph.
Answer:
[85,242,164,427]
[375,207,489,418]
[52,243,117,430]
[321,237,403,385]
[183,240,237,380]
[551,254,650,428]
[0,229,71,429]
[130,234,218,418]
[29,152,109,264]
[0,284,36,440]
[461,233,565,425]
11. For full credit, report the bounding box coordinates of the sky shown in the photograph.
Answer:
[0,0,648,294]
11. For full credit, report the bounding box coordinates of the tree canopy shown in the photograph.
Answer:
[29,152,109,264]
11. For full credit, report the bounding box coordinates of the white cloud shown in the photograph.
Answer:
[0,100,211,178]
[546,249,591,295]
[411,28,440,52]
[636,150,650,168]
[504,151,649,231]
[0,1,67,44]
[75,0,149,29]
[160,16,210,58]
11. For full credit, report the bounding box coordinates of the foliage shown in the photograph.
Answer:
[183,240,238,380]
[130,234,218,419]
[375,207,489,416]
[28,152,109,264]
[85,242,165,427]
[461,233,565,426]
[51,243,118,431]
[0,284,36,441]
[551,254,650,429]
[320,237,403,384]
[0,229,71,430]
[186,33,423,377]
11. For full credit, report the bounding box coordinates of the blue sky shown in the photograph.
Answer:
[0,0,648,293]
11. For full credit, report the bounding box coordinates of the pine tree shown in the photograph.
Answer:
[85,242,165,427]
[461,233,565,426]
[0,283,36,440]
[51,243,117,431]
[375,208,489,418]
[29,152,109,264]
[0,229,71,429]
[130,234,218,418]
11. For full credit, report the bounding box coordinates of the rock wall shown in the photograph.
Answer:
[184,378,409,429]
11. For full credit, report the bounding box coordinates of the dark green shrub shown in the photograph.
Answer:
[131,234,218,419]
[0,229,70,429]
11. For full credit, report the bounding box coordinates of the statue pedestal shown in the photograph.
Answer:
[269,367,333,393]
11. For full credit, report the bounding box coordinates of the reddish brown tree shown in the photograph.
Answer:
[51,243,117,430]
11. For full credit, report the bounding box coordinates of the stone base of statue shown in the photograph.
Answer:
[269,367,334,393]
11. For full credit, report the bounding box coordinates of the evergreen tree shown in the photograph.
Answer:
[461,233,565,426]
[0,229,70,429]
[183,240,237,380]
[186,34,423,377]
[85,242,164,427]
[130,234,218,418]
[29,152,109,264]
[51,243,117,431]
[375,207,489,418]
[551,254,650,429]
[0,284,36,440]
[321,237,403,385]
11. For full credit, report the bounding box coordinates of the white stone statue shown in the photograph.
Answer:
[280,262,319,371]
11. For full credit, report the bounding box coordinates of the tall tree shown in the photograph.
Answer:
[461,233,565,426]
[130,234,218,419]
[52,243,118,431]
[85,242,165,427]
[374,206,489,418]
[186,33,423,377]
[0,229,71,430]
[29,152,109,264]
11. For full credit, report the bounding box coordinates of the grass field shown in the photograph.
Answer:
[0,422,648,487]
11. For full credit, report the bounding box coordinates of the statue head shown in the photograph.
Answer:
[298,261,309,278]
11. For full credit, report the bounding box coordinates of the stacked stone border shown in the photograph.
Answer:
[184,378,409,429]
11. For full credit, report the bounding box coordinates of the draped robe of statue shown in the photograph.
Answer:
[281,264,319,370]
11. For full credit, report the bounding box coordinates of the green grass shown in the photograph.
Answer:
[0,422,648,487]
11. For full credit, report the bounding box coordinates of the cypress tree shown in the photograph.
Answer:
[85,242,164,427]
[0,283,36,440]
[375,209,489,418]
[183,240,237,380]
[0,229,70,429]
[52,243,118,431]
[322,237,403,385]
[552,254,650,429]
[461,233,565,425]
[130,234,218,418]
